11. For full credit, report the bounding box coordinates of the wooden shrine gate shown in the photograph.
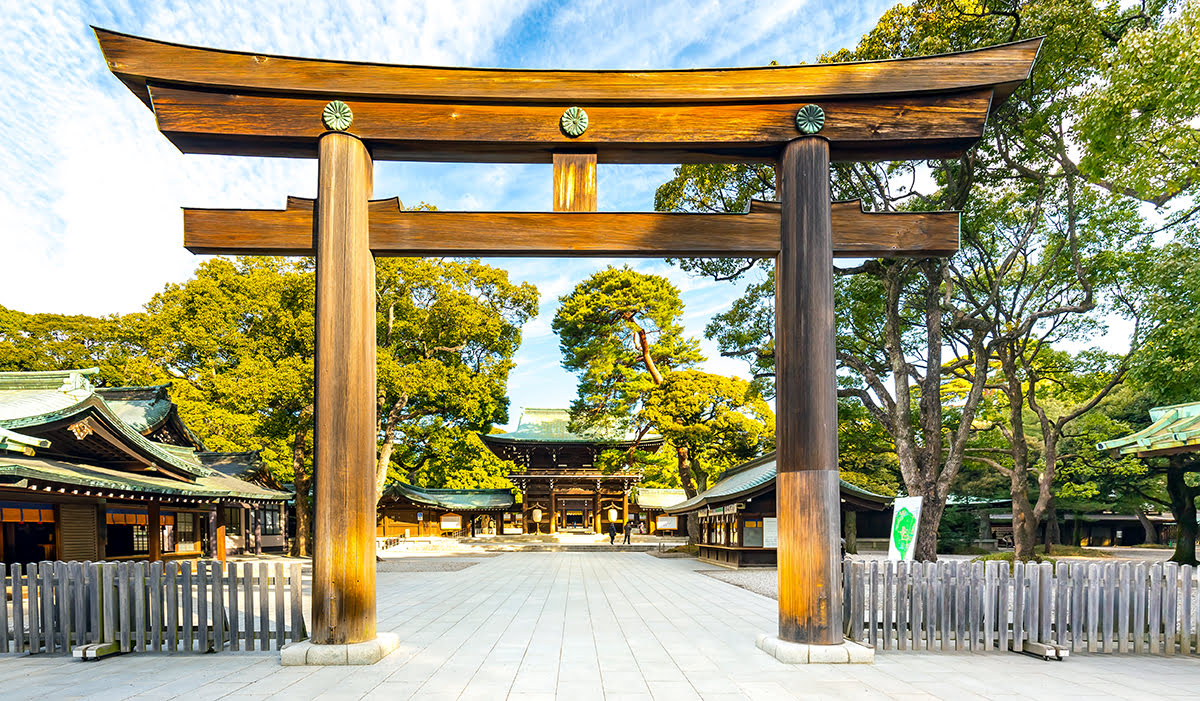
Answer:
[95,28,1039,652]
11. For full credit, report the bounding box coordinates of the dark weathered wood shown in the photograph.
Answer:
[147,85,995,163]
[197,561,209,652]
[258,563,270,650]
[312,131,377,646]
[275,562,286,649]
[1134,562,1147,653]
[183,199,959,258]
[775,137,841,646]
[102,563,116,648]
[12,565,25,653]
[133,562,146,652]
[227,562,238,651]
[166,562,178,652]
[553,152,597,211]
[0,564,8,653]
[242,562,254,650]
[72,561,86,647]
[868,560,879,648]
[118,562,130,652]
[212,560,225,651]
[290,563,305,642]
[1181,565,1194,655]
[97,28,1039,106]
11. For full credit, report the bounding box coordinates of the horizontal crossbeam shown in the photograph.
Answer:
[150,86,992,163]
[183,199,959,258]
[94,29,1040,163]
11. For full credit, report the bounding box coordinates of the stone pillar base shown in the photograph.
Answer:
[280,632,400,666]
[755,634,874,664]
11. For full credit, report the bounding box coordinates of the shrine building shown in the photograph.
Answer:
[480,409,662,534]
[0,368,290,564]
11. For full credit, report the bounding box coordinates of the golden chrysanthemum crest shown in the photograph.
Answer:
[322,100,354,131]
[795,104,825,135]
[560,106,589,137]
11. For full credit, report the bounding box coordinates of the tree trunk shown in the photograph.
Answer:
[291,424,312,558]
[676,444,696,498]
[1166,462,1199,566]
[913,489,944,561]
[1043,496,1060,554]
[686,514,701,545]
[1012,489,1038,561]
[1046,509,1060,548]
[1135,509,1158,545]
[626,315,665,386]
[1001,350,1038,562]
[375,394,408,501]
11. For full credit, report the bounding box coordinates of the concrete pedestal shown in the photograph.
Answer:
[755,634,874,664]
[280,633,400,666]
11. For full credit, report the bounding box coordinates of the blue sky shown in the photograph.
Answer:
[0,0,897,427]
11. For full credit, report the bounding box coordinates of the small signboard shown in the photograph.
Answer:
[656,515,678,530]
[888,496,923,561]
[440,514,462,530]
[762,517,778,548]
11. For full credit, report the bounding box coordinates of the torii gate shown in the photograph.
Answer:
[96,28,1038,663]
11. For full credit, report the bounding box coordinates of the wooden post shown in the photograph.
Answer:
[593,491,601,534]
[207,505,217,557]
[775,136,842,645]
[552,152,597,212]
[549,490,557,534]
[622,489,629,526]
[148,502,161,562]
[97,501,107,558]
[254,507,263,556]
[312,130,376,646]
[215,505,227,562]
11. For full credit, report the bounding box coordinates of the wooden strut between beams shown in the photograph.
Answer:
[184,199,960,258]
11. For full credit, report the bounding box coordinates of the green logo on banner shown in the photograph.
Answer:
[892,507,917,558]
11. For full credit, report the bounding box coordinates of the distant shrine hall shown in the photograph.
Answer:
[376,409,685,537]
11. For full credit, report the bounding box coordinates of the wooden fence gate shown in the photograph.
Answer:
[844,559,1199,655]
[1,560,307,655]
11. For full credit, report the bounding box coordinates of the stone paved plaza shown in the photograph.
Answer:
[2,552,1198,700]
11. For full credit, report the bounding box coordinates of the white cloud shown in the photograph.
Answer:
[1,0,895,414]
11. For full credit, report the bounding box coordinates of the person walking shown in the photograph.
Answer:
[608,520,617,545]
[623,519,633,545]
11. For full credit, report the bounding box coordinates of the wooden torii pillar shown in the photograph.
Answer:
[94,28,1038,663]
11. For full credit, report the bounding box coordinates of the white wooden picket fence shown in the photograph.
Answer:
[844,558,1200,654]
[1,560,307,654]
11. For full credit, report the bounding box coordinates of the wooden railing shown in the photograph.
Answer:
[844,558,1199,655]
[1,560,307,655]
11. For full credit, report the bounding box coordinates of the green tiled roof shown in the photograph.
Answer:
[384,481,514,511]
[1097,400,1200,456]
[0,369,286,502]
[0,371,211,478]
[96,385,172,433]
[485,408,660,444]
[0,454,288,501]
[665,451,892,514]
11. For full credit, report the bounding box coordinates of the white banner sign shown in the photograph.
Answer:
[440,514,462,530]
[656,515,678,530]
[762,517,778,548]
[887,496,923,561]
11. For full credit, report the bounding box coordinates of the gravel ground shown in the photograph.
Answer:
[702,567,780,599]
[377,558,482,572]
